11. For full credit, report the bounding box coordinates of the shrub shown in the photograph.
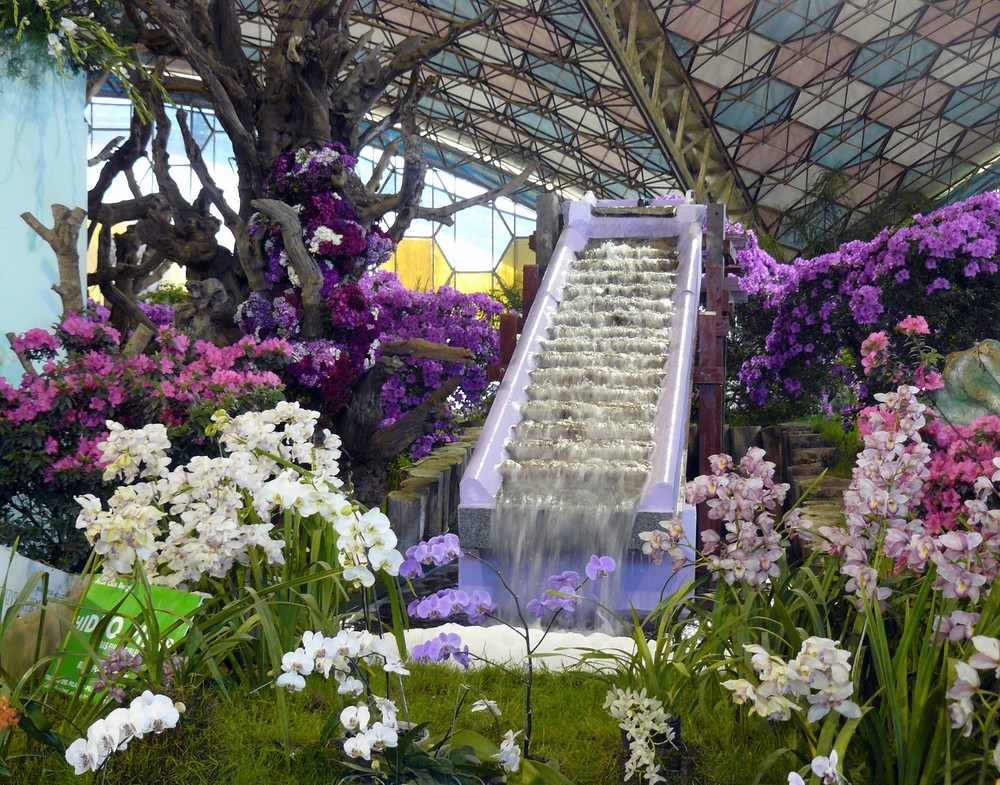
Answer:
[730,192,1000,422]
[237,145,502,455]
[0,308,289,570]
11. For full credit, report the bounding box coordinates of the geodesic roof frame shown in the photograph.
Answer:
[231,0,1000,239]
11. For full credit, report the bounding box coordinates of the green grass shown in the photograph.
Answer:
[806,415,862,478]
[4,666,796,784]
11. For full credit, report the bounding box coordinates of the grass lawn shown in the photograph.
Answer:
[6,664,797,784]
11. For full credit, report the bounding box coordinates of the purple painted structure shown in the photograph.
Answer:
[457,198,706,612]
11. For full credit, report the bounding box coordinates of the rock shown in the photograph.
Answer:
[932,339,1000,424]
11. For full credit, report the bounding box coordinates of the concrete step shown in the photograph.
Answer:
[798,501,844,516]
[809,478,852,499]
[787,462,825,479]
[781,421,815,432]
[789,446,836,465]
[788,433,828,450]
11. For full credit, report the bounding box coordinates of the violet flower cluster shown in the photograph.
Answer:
[237,145,502,448]
[730,192,1000,417]
[93,646,143,703]
[362,270,503,457]
[399,532,463,578]
[401,534,495,625]
[525,555,617,618]
[409,632,471,667]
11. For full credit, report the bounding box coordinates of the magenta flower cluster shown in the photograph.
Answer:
[921,415,1000,534]
[0,308,289,569]
[247,143,393,308]
[731,192,1000,417]
[239,145,501,450]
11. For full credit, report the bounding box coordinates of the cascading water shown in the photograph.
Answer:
[489,240,678,623]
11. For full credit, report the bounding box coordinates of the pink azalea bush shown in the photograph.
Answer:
[0,306,289,569]
[729,192,1000,422]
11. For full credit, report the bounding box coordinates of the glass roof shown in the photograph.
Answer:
[656,0,1000,233]
[236,0,1000,238]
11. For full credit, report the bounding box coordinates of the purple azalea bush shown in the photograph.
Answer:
[362,271,502,457]
[237,144,502,455]
[729,192,1000,421]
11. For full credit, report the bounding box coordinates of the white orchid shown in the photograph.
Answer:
[810,750,843,784]
[494,729,522,772]
[65,694,180,774]
[340,704,371,733]
[342,733,372,760]
[471,698,501,716]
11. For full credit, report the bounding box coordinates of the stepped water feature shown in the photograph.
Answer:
[459,199,705,619]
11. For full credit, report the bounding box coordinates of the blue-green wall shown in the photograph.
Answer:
[0,59,86,383]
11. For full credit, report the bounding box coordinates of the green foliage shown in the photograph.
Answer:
[0,663,799,785]
[780,168,935,257]
[489,270,524,317]
[805,415,861,478]
[0,0,156,116]
[141,283,189,306]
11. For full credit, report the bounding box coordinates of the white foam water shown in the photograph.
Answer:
[490,240,678,626]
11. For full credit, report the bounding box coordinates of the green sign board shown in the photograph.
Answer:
[48,579,203,696]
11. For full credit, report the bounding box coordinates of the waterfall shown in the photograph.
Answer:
[489,239,678,625]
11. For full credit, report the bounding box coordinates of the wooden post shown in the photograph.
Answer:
[520,264,539,331]
[534,191,561,279]
[694,204,730,543]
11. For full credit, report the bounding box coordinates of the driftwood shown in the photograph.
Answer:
[332,334,475,504]
[21,205,87,315]
[380,338,474,363]
[369,375,463,462]
[123,324,156,356]
[251,198,326,339]
[335,355,404,458]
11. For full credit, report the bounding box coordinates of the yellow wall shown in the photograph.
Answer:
[380,236,536,294]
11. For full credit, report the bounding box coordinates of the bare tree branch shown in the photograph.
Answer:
[369,375,464,461]
[5,333,37,378]
[358,117,426,234]
[176,107,267,291]
[123,324,156,356]
[88,107,152,229]
[21,205,87,315]
[88,136,125,167]
[380,338,473,363]
[365,137,403,192]
[357,72,432,151]
[414,165,538,225]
